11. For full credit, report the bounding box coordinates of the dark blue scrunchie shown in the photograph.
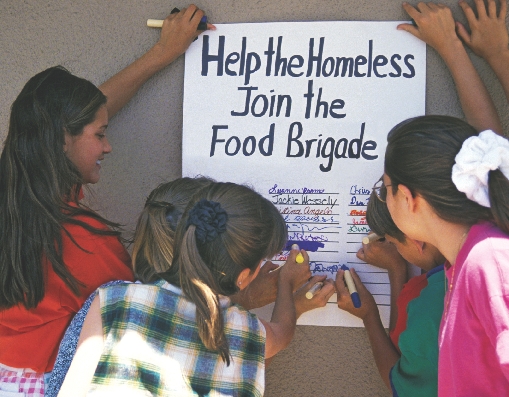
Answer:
[186,199,228,244]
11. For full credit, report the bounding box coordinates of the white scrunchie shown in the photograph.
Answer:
[452,130,509,208]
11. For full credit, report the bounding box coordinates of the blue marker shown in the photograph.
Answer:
[341,265,361,308]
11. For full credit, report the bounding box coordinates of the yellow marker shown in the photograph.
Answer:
[305,282,323,299]
[291,243,305,263]
[362,233,381,245]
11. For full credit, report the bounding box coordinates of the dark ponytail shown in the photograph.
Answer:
[384,116,496,229]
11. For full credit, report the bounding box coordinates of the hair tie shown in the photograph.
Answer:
[452,130,509,208]
[186,199,228,243]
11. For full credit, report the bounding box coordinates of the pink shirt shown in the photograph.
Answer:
[439,222,509,396]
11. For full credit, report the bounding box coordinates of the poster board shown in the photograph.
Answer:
[183,21,425,327]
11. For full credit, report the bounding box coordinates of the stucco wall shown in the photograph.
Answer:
[1,1,507,396]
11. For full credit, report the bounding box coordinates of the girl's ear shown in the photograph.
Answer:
[397,184,418,213]
[236,268,253,290]
[236,260,263,290]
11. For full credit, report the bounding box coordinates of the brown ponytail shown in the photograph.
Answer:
[163,182,287,364]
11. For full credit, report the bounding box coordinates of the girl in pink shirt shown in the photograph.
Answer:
[382,115,509,396]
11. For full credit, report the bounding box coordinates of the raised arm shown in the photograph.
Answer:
[399,2,502,133]
[457,0,509,109]
[99,5,215,118]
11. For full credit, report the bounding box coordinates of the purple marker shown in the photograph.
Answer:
[341,265,361,308]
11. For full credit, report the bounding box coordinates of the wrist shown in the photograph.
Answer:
[294,301,305,319]
[387,263,407,281]
[362,309,382,327]
[436,38,466,63]
[485,48,509,70]
[278,278,294,293]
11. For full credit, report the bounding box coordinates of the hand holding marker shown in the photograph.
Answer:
[341,265,361,308]
[291,243,305,264]
[292,244,327,300]
[147,7,209,30]
[305,282,324,299]
[362,233,382,245]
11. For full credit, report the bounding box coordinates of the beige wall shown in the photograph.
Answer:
[1,1,507,396]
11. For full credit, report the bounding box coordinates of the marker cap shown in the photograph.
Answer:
[351,292,361,308]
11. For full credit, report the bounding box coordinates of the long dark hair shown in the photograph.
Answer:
[0,66,121,309]
[384,115,509,234]
[162,182,287,365]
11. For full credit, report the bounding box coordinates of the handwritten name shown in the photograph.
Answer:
[288,232,329,242]
[272,194,337,208]
[350,185,371,195]
[268,184,325,195]
[348,225,370,233]
[310,263,342,274]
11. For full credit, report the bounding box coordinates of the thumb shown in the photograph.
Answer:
[455,22,471,47]
[397,23,420,39]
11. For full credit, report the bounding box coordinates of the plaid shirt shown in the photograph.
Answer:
[89,280,266,397]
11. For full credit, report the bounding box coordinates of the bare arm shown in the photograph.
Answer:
[99,5,215,118]
[57,296,104,397]
[399,2,502,133]
[356,238,408,332]
[457,0,509,110]
[336,269,400,391]
[262,249,311,359]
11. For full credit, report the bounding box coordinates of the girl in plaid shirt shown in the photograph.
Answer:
[59,182,333,396]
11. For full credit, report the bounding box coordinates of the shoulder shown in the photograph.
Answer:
[461,223,509,296]
[59,215,130,269]
[462,222,509,269]
[406,267,445,316]
[225,303,266,337]
[397,269,442,309]
[464,222,509,261]
[62,214,111,237]
[99,282,158,303]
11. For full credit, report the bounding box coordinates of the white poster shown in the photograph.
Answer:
[183,22,425,327]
